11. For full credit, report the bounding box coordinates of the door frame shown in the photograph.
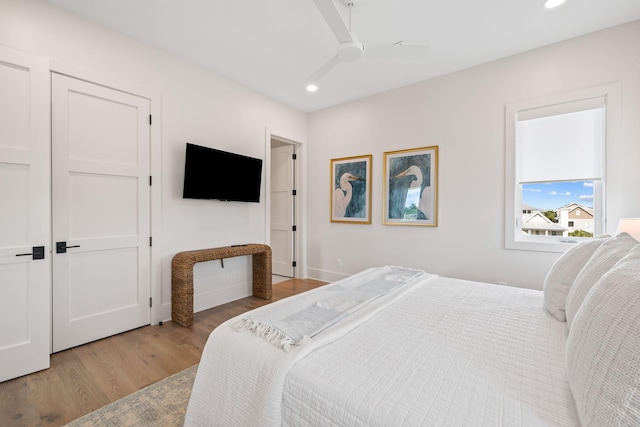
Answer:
[264,129,306,279]
[50,61,164,327]
[269,143,296,277]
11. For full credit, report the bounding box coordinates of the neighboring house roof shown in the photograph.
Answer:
[522,211,568,231]
[523,222,568,231]
[567,205,594,217]
[555,202,594,215]
[556,202,581,211]
[523,211,553,223]
[521,204,539,211]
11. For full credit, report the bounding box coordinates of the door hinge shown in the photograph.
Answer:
[292,261,297,267]
[292,189,297,196]
[149,236,152,247]
[149,114,152,125]
[292,153,297,160]
[292,225,297,232]
[149,175,152,186]
[150,297,152,307]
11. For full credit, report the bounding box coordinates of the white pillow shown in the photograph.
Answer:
[566,244,640,426]
[542,234,610,321]
[565,232,637,329]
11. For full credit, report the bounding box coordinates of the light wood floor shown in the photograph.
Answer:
[0,278,326,427]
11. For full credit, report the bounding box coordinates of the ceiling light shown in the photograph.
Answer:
[544,0,566,8]
[306,84,318,92]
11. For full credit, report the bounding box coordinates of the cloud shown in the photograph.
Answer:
[562,191,571,196]
[580,194,594,201]
[524,188,541,193]
[583,182,594,188]
[549,191,571,196]
[549,191,558,195]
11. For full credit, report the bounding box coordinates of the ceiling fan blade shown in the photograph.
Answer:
[364,44,429,60]
[312,0,353,43]
[307,55,342,84]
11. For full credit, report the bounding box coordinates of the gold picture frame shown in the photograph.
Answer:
[330,154,372,224]
[383,146,438,226]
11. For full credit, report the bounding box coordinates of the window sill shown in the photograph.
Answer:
[506,236,586,253]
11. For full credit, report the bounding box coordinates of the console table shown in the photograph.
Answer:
[171,244,272,327]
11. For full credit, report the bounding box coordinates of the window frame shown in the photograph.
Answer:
[505,84,620,253]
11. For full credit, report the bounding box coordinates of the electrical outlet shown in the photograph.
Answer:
[337,259,343,268]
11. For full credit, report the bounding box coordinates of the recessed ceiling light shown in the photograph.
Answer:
[306,84,318,92]
[544,0,566,8]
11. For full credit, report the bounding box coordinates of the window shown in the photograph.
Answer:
[506,84,620,252]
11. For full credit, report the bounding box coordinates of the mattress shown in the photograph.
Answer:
[185,268,579,426]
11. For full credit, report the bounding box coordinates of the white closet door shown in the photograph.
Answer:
[0,47,50,382]
[52,74,151,352]
[270,145,295,277]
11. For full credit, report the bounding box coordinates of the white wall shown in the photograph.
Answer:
[2,1,638,311]
[307,20,640,290]
[0,0,307,321]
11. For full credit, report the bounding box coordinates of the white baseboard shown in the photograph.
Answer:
[306,268,350,283]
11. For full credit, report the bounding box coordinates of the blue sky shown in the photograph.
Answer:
[522,181,594,211]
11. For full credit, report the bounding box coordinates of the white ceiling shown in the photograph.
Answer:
[47,0,640,113]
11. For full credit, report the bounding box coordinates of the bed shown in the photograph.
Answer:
[184,233,640,426]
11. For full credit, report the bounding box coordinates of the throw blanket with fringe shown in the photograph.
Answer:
[234,266,425,350]
[185,266,436,427]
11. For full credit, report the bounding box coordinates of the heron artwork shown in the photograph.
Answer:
[333,172,365,218]
[393,165,432,220]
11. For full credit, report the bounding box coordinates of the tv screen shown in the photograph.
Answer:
[182,143,263,202]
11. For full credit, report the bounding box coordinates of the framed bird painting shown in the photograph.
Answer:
[330,154,372,224]
[383,146,438,226]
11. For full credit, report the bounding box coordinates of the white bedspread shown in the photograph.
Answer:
[185,266,433,426]
[185,268,579,426]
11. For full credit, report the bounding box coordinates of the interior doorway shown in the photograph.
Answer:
[270,138,297,278]
[51,73,151,352]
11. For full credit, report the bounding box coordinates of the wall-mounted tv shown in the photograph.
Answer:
[182,143,263,203]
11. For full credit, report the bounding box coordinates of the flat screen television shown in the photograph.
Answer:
[182,143,263,202]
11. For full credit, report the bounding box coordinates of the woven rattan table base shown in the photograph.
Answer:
[171,244,272,327]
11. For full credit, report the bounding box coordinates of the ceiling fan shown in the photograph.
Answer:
[307,0,429,86]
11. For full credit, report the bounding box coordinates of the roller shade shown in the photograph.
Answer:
[517,96,605,183]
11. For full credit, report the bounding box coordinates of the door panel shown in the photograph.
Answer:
[270,145,294,277]
[0,163,29,246]
[68,173,138,238]
[0,59,30,149]
[52,73,151,352]
[0,47,50,382]
[67,90,139,165]
[68,248,139,320]
[0,262,30,348]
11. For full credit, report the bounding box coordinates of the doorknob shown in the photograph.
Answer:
[56,241,81,254]
[15,246,45,260]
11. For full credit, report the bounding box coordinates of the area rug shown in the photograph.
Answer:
[65,364,198,426]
